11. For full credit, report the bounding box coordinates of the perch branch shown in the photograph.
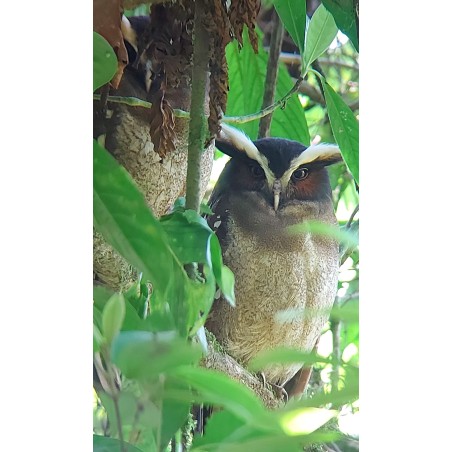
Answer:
[258,10,285,138]
[201,341,281,409]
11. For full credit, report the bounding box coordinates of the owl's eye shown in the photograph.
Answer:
[250,164,265,178]
[291,167,309,181]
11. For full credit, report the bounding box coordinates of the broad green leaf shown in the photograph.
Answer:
[160,210,212,265]
[302,4,338,75]
[322,0,359,51]
[274,0,307,52]
[102,293,125,344]
[170,366,277,431]
[111,331,202,379]
[287,220,359,248]
[225,28,310,144]
[319,78,359,183]
[93,140,181,296]
[93,435,145,452]
[249,348,332,372]
[93,32,118,91]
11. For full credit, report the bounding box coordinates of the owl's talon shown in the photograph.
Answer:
[270,383,288,402]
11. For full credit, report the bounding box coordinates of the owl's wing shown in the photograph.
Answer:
[207,187,231,253]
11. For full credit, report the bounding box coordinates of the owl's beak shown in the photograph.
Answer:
[273,179,282,211]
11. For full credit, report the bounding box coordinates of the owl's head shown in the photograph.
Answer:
[215,124,342,211]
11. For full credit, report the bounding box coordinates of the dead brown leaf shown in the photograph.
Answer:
[93,0,128,88]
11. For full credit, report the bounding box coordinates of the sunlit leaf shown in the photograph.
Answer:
[93,32,118,91]
[303,4,338,75]
[319,76,359,184]
[249,348,332,372]
[279,407,338,435]
[287,220,358,248]
[274,0,307,52]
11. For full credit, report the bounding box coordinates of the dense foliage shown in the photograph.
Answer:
[93,1,359,450]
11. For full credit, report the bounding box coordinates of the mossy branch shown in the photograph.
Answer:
[185,0,209,213]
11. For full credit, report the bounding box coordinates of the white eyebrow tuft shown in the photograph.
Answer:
[290,143,342,168]
[218,123,262,162]
[218,123,276,185]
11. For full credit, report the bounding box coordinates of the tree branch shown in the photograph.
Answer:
[258,10,285,138]
[185,0,209,213]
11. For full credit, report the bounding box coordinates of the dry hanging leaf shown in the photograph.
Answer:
[93,0,129,88]
[229,0,260,53]
[149,93,176,158]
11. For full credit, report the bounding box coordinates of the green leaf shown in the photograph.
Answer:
[93,324,103,352]
[302,4,338,75]
[102,293,125,344]
[225,28,310,144]
[160,380,191,449]
[209,234,235,306]
[322,0,359,51]
[287,220,359,248]
[93,284,114,311]
[160,211,212,265]
[274,0,307,52]
[319,78,359,183]
[110,331,202,379]
[98,389,161,450]
[124,274,150,319]
[93,140,182,296]
[93,435,145,452]
[170,366,277,432]
[249,348,332,372]
[93,32,118,91]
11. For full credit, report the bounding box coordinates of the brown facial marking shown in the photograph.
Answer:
[289,169,331,201]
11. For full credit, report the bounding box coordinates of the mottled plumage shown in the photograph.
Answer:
[206,125,341,391]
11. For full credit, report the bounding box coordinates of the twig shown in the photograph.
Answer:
[185,0,209,213]
[345,204,359,229]
[92,94,191,119]
[224,76,304,124]
[93,76,305,126]
[330,309,341,396]
[258,10,285,138]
